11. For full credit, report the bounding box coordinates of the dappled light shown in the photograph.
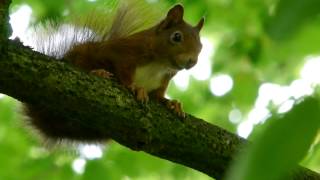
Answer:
[1,0,320,179]
[209,74,233,96]
[190,38,214,81]
[9,5,32,40]
[72,158,86,174]
[301,56,320,84]
[237,107,270,138]
[228,108,242,124]
[78,144,104,160]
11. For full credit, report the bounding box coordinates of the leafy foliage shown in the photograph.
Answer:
[226,97,320,180]
[1,0,320,179]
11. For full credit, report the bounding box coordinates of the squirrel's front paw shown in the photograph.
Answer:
[90,69,113,78]
[128,85,149,103]
[166,100,185,118]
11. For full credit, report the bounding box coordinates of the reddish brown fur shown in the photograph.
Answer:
[65,5,203,99]
[26,4,204,142]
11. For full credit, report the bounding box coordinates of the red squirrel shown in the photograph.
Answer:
[64,4,203,116]
[26,3,204,141]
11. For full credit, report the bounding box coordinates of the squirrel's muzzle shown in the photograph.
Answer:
[174,53,198,70]
[185,58,197,69]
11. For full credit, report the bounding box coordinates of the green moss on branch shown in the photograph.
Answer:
[0,39,319,180]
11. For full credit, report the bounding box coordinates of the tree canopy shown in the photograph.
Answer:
[1,0,320,179]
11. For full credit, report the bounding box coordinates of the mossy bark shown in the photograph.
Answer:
[0,38,319,180]
[1,39,245,179]
[0,0,12,52]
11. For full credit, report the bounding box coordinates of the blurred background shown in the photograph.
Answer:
[1,0,320,179]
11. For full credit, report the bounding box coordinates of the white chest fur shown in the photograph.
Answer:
[133,62,176,92]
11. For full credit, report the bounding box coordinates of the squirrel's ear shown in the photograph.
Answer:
[157,4,184,31]
[167,4,184,23]
[195,17,204,31]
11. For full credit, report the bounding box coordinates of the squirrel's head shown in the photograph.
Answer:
[153,4,204,70]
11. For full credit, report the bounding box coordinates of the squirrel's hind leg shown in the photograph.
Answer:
[150,85,186,118]
[126,85,149,103]
[134,86,149,103]
[165,100,185,118]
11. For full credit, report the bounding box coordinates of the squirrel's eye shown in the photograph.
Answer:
[170,31,183,44]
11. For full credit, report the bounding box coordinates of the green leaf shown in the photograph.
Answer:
[266,0,320,41]
[226,97,320,180]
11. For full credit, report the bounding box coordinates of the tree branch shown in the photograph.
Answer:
[0,0,11,51]
[0,38,319,180]
[1,1,320,179]
[2,39,245,179]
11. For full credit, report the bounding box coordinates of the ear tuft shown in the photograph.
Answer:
[195,17,205,31]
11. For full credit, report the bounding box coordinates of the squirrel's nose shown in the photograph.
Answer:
[185,58,197,69]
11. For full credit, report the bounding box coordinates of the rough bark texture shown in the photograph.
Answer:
[1,1,320,180]
[1,39,245,179]
[0,0,11,52]
[0,38,319,180]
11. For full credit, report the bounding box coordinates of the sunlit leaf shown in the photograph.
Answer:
[226,97,320,180]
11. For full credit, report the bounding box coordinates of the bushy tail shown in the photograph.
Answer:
[27,0,164,58]
[24,104,108,143]
[23,0,165,143]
